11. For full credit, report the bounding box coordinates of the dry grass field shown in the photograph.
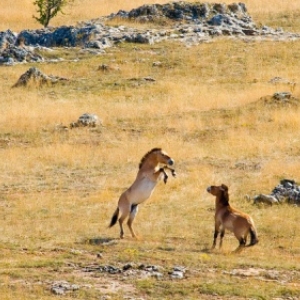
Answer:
[1,0,300,299]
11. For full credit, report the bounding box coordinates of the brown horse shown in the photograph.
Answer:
[207,184,259,253]
[109,148,176,239]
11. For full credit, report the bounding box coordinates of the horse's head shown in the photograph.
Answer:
[207,184,229,197]
[155,148,174,166]
[140,148,174,169]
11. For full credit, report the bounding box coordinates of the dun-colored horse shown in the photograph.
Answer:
[207,184,259,253]
[109,148,176,239]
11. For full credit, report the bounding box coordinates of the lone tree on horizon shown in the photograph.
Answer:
[33,0,74,27]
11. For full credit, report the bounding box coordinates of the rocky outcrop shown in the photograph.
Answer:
[1,2,300,65]
[0,30,44,65]
[111,2,249,23]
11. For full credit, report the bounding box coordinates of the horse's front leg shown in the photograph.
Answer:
[219,229,225,249]
[233,237,246,253]
[164,166,177,177]
[212,221,221,249]
[127,204,139,238]
[159,168,168,184]
[212,229,218,249]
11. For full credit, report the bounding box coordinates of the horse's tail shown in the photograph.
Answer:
[247,225,259,247]
[109,207,119,228]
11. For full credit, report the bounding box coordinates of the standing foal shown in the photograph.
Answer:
[207,184,259,253]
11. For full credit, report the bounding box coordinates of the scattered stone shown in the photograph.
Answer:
[143,76,156,81]
[98,63,110,71]
[253,194,279,206]
[272,92,292,101]
[80,263,167,280]
[101,296,112,300]
[70,249,83,255]
[138,264,162,272]
[269,76,294,85]
[152,61,163,67]
[268,77,297,92]
[12,67,68,88]
[83,265,122,274]
[170,271,184,279]
[169,266,186,279]
[98,63,120,72]
[70,113,101,128]
[55,123,69,131]
[85,38,112,49]
[51,286,65,295]
[123,263,135,271]
[51,281,79,295]
[137,264,164,279]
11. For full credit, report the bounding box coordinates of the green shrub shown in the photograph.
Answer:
[33,0,74,27]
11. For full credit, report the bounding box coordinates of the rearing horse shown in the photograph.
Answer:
[109,148,176,239]
[207,184,259,253]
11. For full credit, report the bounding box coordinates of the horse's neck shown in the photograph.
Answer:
[140,159,159,172]
[137,161,161,182]
[215,195,229,208]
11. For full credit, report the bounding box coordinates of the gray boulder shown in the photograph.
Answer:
[70,113,101,128]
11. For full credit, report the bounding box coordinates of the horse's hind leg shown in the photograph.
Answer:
[219,229,225,249]
[233,237,246,253]
[118,215,126,239]
[127,204,139,238]
[212,230,218,249]
[118,206,130,239]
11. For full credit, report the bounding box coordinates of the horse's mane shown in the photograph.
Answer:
[220,184,230,206]
[139,147,162,169]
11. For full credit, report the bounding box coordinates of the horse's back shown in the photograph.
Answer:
[217,206,254,233]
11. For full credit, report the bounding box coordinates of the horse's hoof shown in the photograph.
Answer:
[248,239,259,247]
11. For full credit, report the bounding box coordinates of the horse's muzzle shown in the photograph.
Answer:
[207,186,211,192]
[168,159,174,166]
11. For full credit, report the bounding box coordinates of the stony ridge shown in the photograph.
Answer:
[109,2,249,22]
[1,1,300,65]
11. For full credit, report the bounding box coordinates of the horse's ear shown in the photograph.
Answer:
[221,184,228,191]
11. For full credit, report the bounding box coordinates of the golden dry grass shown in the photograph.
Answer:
[1,1,300,299]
